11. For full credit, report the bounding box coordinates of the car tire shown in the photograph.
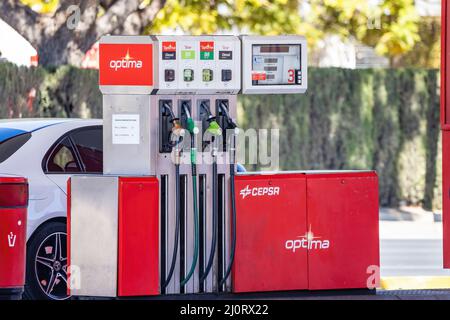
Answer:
[24,221,70,300]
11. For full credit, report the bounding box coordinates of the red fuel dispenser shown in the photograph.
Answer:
[68,176,159,297]
[232,172,379,293]
[0,177,28,300]
[68,35,380,298]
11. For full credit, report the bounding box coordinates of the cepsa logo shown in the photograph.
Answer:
[239,185,280,200]
[109,49,143,71]
[285,225,330,252]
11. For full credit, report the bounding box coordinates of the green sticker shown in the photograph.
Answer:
[200,51,214,60]
[181,50,195,60]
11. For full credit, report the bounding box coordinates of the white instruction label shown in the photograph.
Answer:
[112,114,140,145]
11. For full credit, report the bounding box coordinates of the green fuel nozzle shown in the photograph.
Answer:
[206,120,222,137]
[186,117,199,135]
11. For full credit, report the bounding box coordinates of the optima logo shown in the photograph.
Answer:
[109,49,143,71]
[239,185,280,199]
[285,225,330,252]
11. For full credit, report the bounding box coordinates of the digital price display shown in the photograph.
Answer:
[241,36,307,94]
[251,44,302,86]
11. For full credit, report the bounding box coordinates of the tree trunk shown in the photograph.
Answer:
[0,0,166,67]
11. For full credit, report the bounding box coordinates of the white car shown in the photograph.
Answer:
[0,118,102,300]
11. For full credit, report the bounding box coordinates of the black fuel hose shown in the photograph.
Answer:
[218,102,238,288]
[200,139,218,284]
[219,162,236,288]
[163,112,184,289]
[180,102,200,287]
[163,163,181,288]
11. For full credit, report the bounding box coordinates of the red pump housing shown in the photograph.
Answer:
[232,171,379,293]
[0,177,28,300]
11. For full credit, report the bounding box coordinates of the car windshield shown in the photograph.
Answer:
[0,128,32,164]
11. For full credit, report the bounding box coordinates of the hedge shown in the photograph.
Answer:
[0,62,441,209]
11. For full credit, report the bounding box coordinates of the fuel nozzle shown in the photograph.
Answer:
[200,101,222,153]
[205,120,222,137]
[181,102,199,137]
[218,101,238,132]
[218,101,239,164]
[161,101,185,147]
[169,119,185,146]
[170,119,185,166]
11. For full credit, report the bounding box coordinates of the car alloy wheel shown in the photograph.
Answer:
[34,232,69,300]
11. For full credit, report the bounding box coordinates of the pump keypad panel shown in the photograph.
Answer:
[154,35,241,94]
[242,36,308,94]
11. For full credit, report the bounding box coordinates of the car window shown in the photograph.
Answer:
[46,137,81,173]
[70,128,103,173]
[0,133,32,164]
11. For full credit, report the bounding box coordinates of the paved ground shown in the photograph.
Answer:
[379,207,450,278]
[83,207,450,300]
[137,210,450,300]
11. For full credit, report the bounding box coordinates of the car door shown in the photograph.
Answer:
[44,126,103,193]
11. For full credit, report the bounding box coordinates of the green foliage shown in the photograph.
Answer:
[152,0,423,65]
[0,62,45,118]
[20,0,58,13]
[39,66,101,118]
[399,17,441,68]
[150,0,302,35]
[239,67,441,208]
[308,0,420,64]
[19,0,429,66]
[0,62,100,119]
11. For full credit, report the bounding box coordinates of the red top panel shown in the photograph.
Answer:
[99,43,153,87]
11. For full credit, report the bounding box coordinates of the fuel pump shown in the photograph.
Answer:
[66,35,383,301]
[179,102,200,287]
[216,101,239,288]
[162,104,186,289]
[198,102,223,285]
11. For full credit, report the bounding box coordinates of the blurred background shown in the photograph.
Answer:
[0,0,444,213]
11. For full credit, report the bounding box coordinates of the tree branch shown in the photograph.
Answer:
[97,0,166,36]
[0,0,39,45]
[115,0,167,35]
[94,0,141,37]
[99,0,120,10]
